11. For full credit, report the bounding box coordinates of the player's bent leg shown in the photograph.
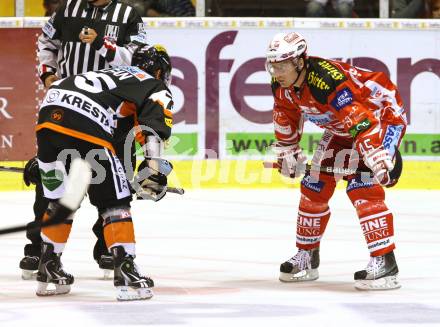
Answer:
[280,173,336,282]
[36,202,75,296]
[101,206,154,301]
[20,183,49,280]
[346,176,400,290]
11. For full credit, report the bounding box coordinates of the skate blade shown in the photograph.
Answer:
[21,269,37,280]
[102,269,113,280]
[116,286,153,301]
[355,275,401,291]
[36,282,71,296]
[279,269,319,282]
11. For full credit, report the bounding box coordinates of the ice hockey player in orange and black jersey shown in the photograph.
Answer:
[266,32,406,290]
[21,0,149,282]
[34,45,173,301]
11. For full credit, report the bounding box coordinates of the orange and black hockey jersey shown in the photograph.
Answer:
[36,66,173,153]
[272,57,407,156]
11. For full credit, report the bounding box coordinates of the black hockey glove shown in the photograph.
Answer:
[23,157,41,186]
[132,158,173,202]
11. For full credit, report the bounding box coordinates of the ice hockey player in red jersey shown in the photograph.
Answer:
[266,32,407,290]
[34,44,173,300]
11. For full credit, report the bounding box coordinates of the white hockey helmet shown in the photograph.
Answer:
[266,32,308,65]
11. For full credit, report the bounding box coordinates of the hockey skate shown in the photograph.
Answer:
[19,244,41,280]
[19,255,39,280]
[36,242,74,296]
[279,247,320,282]
[98,255,114,280]
[111,246,154,301]
[354,251,400,290]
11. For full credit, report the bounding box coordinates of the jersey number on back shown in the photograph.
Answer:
[74,72,117,93]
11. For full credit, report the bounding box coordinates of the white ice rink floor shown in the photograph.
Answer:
[0,189,439,327]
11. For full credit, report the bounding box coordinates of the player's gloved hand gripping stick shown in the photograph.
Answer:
[264,145,403,186]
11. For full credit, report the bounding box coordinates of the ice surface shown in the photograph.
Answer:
[0,189,439,327]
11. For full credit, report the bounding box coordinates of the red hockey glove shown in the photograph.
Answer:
[363,146,395,186]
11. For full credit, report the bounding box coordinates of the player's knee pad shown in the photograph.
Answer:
[297,173,336,249]
[300,172,337,206]
[346,175,386,216]
[100,206,135,254]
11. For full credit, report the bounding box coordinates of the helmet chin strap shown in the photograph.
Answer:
[290,66,305,88]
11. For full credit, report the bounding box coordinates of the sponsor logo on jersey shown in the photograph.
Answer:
[349,118,371,138]
[50,108,64,122]
[307,71,330,91]
[346,176,373,192]
[318,60,345,81]
[46,90,60,103]
[331,88,353,111]
[165,117,172,128]
[116,66,150,81]
[41,89,113,134]
[301,175,325,193]
[382,125,403,155]
[39,169,64,191]
[130,32,148,44]
[138,23,146,34]
[105,24,120,42]
[42,21,56,39]
[305,111,334,125]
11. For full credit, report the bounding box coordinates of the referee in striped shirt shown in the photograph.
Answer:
[19,0,148,279]
[38,0,147,87]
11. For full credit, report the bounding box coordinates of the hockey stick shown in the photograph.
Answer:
[264,149,403,180]
[0,166,26,173]
[0,165,184,195]
[0,158,91,236]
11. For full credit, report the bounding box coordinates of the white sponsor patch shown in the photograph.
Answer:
[105,149,131,200]
[42,21,56,39]
[116,66,152,81]
[37,160,67,200]
[130,32,148,44]
[41,89,115,135]
[149,90,173,109]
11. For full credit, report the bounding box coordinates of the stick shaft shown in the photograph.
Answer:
[264,161,373,176]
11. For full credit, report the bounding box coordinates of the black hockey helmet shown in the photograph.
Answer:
[132,44,172,87]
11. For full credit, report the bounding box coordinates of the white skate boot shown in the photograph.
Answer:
[279,247,320,282]
[354,251,400,290]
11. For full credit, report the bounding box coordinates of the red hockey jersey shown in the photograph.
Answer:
[272,56,407,156]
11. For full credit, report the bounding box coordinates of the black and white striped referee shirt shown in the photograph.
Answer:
[38,0,147,84]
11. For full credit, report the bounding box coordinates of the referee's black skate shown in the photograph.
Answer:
[36,242,74,296]
[98,254,114,280]
[19,256,39,280]
[111,246,154,301]
[279,247,320,282]
[354,251,400,290]
[19,244,41,280]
